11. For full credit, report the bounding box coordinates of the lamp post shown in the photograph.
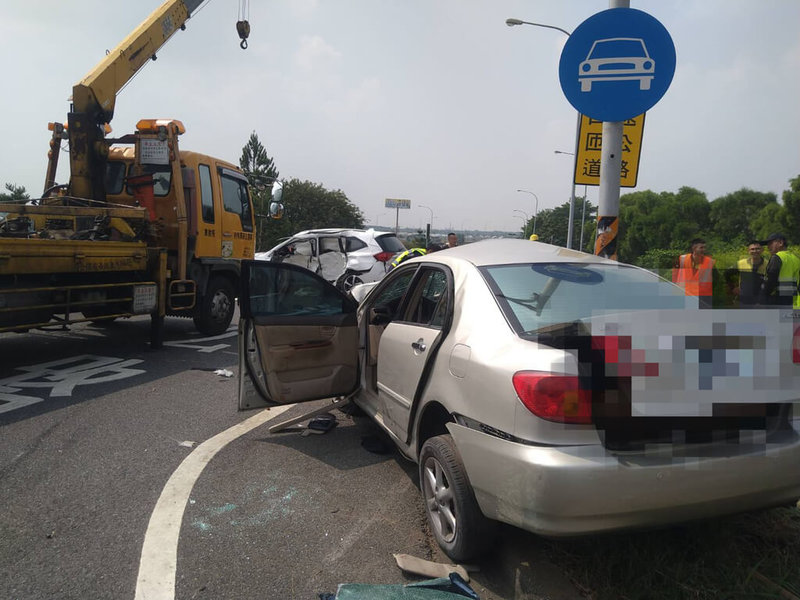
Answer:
[513,209,530,238]
[515,189,539,235]
[419,204,434,248]
[506,17,579,248]
[512,214,527,239]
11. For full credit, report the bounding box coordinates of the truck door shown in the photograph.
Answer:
[194,163,222,258]
[218,167,255,260]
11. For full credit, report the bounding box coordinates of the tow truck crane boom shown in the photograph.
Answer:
[67,0,218,201]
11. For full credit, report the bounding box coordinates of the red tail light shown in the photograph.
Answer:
[374,251,395,263]
[512,371,592,424]
[793,325,800,364]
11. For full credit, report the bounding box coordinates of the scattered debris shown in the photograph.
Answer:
[214,369,234,378]
[268,397,348,433]
[308,413,337,432]
[394,553,470,582]
[320,573,480,599]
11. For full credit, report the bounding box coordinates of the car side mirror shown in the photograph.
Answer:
[370,305,393,326]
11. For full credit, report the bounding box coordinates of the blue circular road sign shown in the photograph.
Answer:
[559,8,676,122]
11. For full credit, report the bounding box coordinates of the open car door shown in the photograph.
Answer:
[238,261,360,410]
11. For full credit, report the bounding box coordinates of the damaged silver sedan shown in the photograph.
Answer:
[238,238,800,561]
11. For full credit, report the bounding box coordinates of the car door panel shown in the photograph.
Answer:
[253,323,358,403]
[373,267,452,441]
[238,261,359,410]
[377,322,441,440]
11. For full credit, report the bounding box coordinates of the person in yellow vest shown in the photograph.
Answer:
[759,233,800,307]
[389,247,426,271]
[672,238,715,307]
[724,240,767,307]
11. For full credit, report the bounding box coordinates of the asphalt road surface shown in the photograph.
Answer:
[0,314,583,600]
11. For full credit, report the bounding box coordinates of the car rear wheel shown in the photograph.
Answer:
[193,276,235,336]
[335,271,364,293]
[419,434,493,561]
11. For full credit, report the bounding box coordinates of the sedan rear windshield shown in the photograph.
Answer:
[480,263,690,335]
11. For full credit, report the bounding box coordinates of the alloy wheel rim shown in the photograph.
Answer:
[422,456,457,543]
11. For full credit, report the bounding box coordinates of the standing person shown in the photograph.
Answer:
[447,232,458,248]
[759,233,800,307]
[725,240,767,307]
[672,238,715,307]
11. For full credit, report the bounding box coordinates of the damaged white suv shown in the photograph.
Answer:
[255,228,405,292]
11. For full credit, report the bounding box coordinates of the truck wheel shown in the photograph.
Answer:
[194,276,235,336]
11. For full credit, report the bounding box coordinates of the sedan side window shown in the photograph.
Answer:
[369,269,417,321]
[404,268,450,328]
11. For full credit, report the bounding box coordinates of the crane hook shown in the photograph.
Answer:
[236,20,250,50]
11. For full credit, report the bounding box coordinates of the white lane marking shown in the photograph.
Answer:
[134,405,293,600]
[163,330,238,353]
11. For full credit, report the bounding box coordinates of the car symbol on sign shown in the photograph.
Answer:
[578,37,655,92]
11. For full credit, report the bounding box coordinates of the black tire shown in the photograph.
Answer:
[335,271,364,293]
[419,434,494,561]
[193,276,235,336]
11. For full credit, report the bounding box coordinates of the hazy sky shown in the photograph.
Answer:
[1,1,798,234]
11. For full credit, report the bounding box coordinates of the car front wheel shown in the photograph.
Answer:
[419,434,493,561]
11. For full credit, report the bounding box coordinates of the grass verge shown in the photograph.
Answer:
[543,506,800,600]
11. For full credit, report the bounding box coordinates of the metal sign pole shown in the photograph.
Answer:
[594,0,629,260]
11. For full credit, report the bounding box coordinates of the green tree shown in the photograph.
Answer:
[534,202,571,247]
[239,132,280,251]
[617,187,710,261]
[709,188,777,246]
[239,132,279,185]
[0,183,29,202]
[750,203,787,242]
[780,175,800,244]
[261,178,364,249]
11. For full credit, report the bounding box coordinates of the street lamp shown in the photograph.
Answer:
[419,204,434,247]
[513,209,530,238]
[516,189,539,234]
[555,151,591,251]
[505,18,570,37]
[512,214,527,239]
[506,17,579,249]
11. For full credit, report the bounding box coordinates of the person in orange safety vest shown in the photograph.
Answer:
[672,238,715,307]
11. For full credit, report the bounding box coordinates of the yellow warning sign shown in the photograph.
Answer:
[574,113,645,187]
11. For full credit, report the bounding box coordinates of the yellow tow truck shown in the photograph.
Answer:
[0,0,281,347]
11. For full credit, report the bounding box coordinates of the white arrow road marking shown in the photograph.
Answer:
[134,405,293,600]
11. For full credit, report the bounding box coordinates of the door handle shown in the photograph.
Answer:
[411,339,427,352]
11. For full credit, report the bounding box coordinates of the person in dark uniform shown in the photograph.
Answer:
[725,240,766,306]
